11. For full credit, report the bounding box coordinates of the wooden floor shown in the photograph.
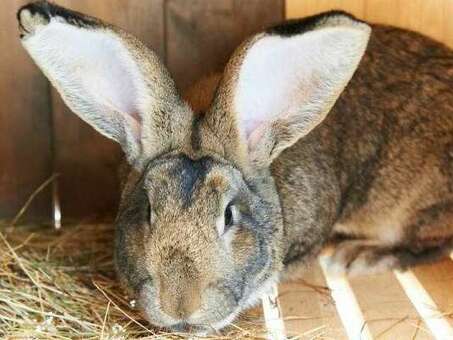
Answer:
[267,256,453,339]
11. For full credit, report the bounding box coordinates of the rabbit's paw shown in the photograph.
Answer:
[324,240,398,276]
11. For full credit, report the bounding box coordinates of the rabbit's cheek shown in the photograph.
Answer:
[230,228,257,265]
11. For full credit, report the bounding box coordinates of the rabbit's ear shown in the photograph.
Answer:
[17,1,191,168]
[212,11,371,168]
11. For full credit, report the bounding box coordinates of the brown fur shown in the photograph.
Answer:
[18,1,453,333]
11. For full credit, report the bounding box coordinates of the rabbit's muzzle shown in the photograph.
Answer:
[157,249,202,319]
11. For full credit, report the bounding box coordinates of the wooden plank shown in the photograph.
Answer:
[281,260,443,339]
[49,0,165,221]
[350,271,431,339]
[364,0,449,47]
[411,259,453,327]
[0,0,53,222]
[285,0,366,19]
[262,284,287,339]
[395,267,453,339]
[278,261,346,338]
[443,0,453,48]
[319,257,374,340]
[286,0,452,48]
[166,0,285,92]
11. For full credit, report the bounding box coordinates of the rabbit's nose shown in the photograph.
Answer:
[159,277,201,319]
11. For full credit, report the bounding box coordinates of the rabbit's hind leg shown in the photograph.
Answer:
[326,200,453,276]
[324,238,453,276]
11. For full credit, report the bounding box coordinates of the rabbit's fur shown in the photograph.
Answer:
[17,1,453,333]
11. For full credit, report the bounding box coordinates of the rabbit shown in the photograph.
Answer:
[17,0,453,334]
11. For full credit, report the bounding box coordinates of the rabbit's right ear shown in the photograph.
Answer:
[17,1,191,168]
[207,11,370,169]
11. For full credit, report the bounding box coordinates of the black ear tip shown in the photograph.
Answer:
[17,1,51,21]
[17,0,99,36]
[267,10,367,37]
[17,1,52,37]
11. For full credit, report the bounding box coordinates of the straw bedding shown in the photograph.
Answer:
[0,222,265,339]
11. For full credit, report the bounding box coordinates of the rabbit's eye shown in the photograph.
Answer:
[147,205,152,224]
[224,203,237,232]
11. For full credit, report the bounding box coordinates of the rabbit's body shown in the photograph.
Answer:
[18,1,453,333]
[276,25,453,274]
[186,25,453,276]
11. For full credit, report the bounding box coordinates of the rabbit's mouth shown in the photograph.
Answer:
[160,308,241,335]
[165,314,239,335]
[165,322,215,335]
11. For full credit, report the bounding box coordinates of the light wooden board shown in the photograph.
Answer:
[0,0,53,222]
[279,262,346,339]
[277,257,453,339]
[412,258,453,328]
[286,0,453,48]
[286,0,365,18]
[350,271,431,339]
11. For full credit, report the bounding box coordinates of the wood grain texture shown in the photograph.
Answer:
[0,0,52,222]
[412,259,453,329]
[349,271,431,339]
[49,0,165,221]
[166,0,285,91]
[279,262,346,338]
[286,0,365,18]
[286,0,453,48]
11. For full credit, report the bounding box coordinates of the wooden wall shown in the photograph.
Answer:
[286,0,453,48]
[0,0,283,223]
[0,1,53,222]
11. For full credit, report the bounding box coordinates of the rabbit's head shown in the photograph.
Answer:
[18,1,370,332]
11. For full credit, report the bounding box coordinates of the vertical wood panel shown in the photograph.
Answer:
[286,0,453,48]
[364,0,447,46]
[0,0,52,222]
[50,0,165,221]
[286,0,365,19]
[166,0,285,92]
[444,0,453,48]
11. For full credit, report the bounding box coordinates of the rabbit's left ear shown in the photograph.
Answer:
[18,1,191,169]
[211,12,371,168]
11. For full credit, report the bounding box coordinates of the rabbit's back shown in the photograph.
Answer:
[274,25,453,266]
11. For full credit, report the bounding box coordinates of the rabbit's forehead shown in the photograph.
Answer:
[144,154,243,211]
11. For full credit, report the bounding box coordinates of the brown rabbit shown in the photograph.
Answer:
[17,0,453,333]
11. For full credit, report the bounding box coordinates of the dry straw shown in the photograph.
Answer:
[0,222,266,339]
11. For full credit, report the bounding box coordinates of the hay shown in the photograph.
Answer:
[0,222,266,339]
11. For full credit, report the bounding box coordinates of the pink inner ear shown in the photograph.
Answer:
[129,111,141,122]
[35,21,146,142]
[247,123,267,150]
[233,26,370,156]
[243,118,265,137]
[125,111,142,142]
